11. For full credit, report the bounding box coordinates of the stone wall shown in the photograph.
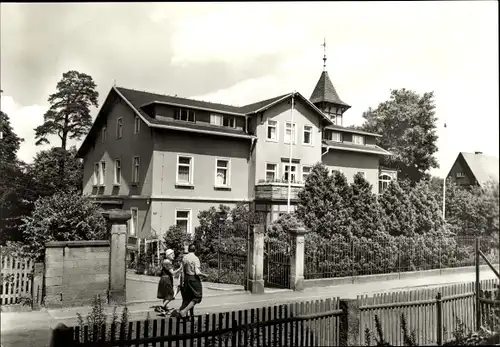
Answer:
[44,240,110,308]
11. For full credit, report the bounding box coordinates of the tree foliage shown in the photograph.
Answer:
[348,173,388,238]
[0,111,23,163]
[34,70,99,150]
[28,146,83,196]
[0,112,33,243]
[296,164,353,238]
[378,180,417,236]
[21,190,107,260]
[163,225,192,263]
[360,89,439,182]
[445,179,499,238]
[194,204,256,262]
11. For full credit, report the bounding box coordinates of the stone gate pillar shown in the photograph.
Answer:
[289,226,307,291]
[102,209,131,305]
[247,223,265,294]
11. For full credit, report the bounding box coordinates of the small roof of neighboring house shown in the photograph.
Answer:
[460,152,499,186]
[322,140,392,156]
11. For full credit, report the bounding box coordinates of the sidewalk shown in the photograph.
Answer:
[52,268,499,323]
[1,269,497,347]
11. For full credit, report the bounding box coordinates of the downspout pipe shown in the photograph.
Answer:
[322,147,331,156]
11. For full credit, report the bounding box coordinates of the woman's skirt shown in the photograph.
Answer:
[182,274,203,304]
[157,275,174,300]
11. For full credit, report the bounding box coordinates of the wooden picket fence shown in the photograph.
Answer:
[71,298,343,346]
[359,279,499,346]
[0,256,34,305]
[66,279,499,346]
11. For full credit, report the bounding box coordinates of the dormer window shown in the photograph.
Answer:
[352,135,365,145]
[175,109,195,122]
[210,114,235,128]
[326,131,342,142]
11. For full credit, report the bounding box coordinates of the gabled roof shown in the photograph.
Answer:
[460,152,499,186]
[118,87,244,116]
[322,140,391,156]
[310,71,350,108]
[77,86,339,157]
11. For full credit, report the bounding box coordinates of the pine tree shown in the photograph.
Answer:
[378,180,417,237]
[348,172,387,239]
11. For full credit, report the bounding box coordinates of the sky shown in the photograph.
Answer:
[1,1,498,178]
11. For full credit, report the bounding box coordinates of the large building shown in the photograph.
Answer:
[77,63,396,250]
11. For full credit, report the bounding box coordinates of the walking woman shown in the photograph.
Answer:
[157,249,182,314]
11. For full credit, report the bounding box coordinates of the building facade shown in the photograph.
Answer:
[77,67,397,250]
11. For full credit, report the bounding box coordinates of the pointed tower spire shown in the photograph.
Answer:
[322,38,327,71]
[310,39,351,125]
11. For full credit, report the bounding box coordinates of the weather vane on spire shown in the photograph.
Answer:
[321,38,327,71]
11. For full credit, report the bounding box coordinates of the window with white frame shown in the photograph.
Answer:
[132,156,140,183]
[177,156,193,184]
[283,163,298,183]
[328,131,342,142]
[267,120,277,141]
[456,172,465,178]
[266,163,277,182]
[93,163,100,185]
[303,125,313,145]
[379,174,392,194]
[174,109,195,122]
[175,210,191,235]
[114,159,121,185]
[100,161,106,185]
[210,114,235,128]
[134,116,140,134]
[284,122,296,144]
[130,208,138,236]
[302,166,312,182]
[116,118,123,139]
[352,134,365,145]
[215,159,230,186]
[101,126,107,143]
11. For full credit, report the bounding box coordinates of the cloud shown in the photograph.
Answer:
[1,95,48,163]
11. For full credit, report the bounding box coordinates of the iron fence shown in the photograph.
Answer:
[304,236,499,280]
[201,251,248,286]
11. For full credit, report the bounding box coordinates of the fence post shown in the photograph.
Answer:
[475,237,481,330]
[102,209,131,305]
[31,262,44,310]
[247,223,265,294]
[436,292,443,345]
[289,227,307,291]
[339,298,360,346]
[50,323,74,347]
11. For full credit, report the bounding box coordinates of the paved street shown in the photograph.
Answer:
[1,269,498,347]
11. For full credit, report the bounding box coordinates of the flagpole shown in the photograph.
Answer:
[442,122,447,220]
[287,92,295,213]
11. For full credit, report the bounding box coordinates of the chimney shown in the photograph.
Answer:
[475,151,483,155]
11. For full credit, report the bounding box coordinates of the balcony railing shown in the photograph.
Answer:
[255,179,304,202]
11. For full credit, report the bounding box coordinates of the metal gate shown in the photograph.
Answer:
[264,235,291,289]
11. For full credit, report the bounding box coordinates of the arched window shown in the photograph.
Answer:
[379,174,393,194]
